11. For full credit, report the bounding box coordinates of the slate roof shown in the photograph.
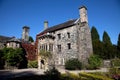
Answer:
[7,38,21,43]
[37,19,77,36]
[0,35,13,43]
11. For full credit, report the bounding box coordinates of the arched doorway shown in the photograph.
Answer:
[40,59,45,69]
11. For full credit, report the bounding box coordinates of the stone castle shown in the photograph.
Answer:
[36,6,93,69]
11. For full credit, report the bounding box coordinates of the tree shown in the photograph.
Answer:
[103,31,112,45]
[117,33,120,58]
[91,26,104,58]
[91,26,100,41]
[29,36,34,42]
[88,55,102,69]
[2,48,27,69]
[102,31,115,59]
[117,33,120,49]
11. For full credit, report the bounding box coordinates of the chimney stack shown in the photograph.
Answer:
[22,26,30,41]
[79,6,88,23]
[44,21,48,30]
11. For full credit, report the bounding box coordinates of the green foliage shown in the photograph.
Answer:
[91,27,119,60]
[39,50,52,59]
[111,58,120,67]
[91,26,100,41]
[88,55,102,69]
[103,43,115,59]
[92,40,104,58]
[117,33,120,49]
[61,73,81,80]
[65,58,82,70]
[117,34,120,58]
[29,36,34,42]
[6,48,24,66]
[109,67,120,75]
[79,73,113,80]
[1,47,27,68]
[27,60,38,68]
[103,31,112,45]
[44,67,61,80]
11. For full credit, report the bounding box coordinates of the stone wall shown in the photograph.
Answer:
[77,22,93,64]
[53,25,78,66]
[37,22,93,69]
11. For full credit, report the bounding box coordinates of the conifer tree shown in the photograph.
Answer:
[117,33,120,49]
[117,33,120,58]
[29,36,34,42]
[102,31,114,59]
[103,31,112,45]
[91,26,104,58]
[91,26,100,41]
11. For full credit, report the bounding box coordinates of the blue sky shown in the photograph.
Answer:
[0,0,120,44]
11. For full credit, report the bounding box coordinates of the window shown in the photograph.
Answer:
[57,34,61,39]
[57,45,61,52]
[67,43,71,49]
[49,44,53,51]
[67,32,70,38]
[45,44,47,51]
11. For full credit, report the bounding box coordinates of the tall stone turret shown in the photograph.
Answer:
[22,26,30,41]
[79,6,88,23]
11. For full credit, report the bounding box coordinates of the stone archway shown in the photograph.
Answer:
[40,59,45,69]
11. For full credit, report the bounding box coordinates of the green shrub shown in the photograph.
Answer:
[65,58,82,70]
[111,58,120,67]
[44,67,61,80]
[87,54,102,69]
[27,60,38,68]
[109,67,120,75]
[79,73,113,80]
[61,73,81,80]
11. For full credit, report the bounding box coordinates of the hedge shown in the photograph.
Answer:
[79,73,113,80]
[61,73,81,80]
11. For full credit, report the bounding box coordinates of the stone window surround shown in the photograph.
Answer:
[57,44,61,52]
[57,33,61,40]
[67,32,70,38]
[67,43,71,49]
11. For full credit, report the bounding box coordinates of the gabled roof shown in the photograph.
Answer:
[0,35,13,43]
[7,38,21,43]
[37,19,77,36]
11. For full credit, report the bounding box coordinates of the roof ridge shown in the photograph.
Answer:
[37,19,77,36]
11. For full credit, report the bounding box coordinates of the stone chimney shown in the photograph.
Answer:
[44,21,48,30]
[22,26,30,41]
[79,6,88,23]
